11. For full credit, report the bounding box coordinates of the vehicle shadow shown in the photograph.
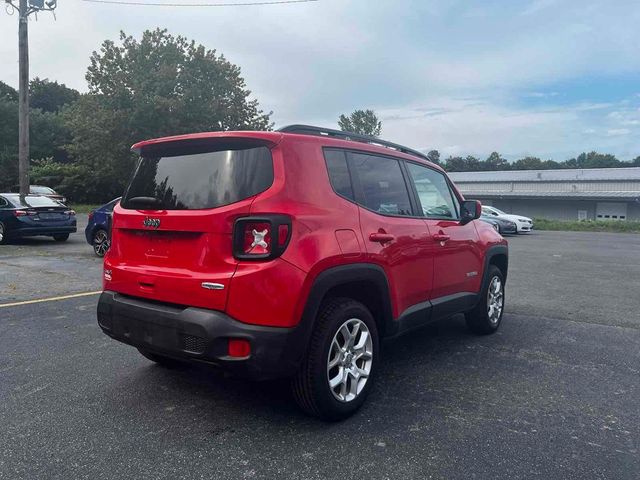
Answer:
[105,314,487,425]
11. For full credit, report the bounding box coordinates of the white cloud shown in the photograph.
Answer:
[1,0,640,159]
[606,128,631,137]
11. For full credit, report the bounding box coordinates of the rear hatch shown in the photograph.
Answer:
[105,136,276,311]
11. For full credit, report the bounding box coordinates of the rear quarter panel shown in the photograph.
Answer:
[229,138,368,327]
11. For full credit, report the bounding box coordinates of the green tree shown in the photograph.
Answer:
[443,156,466,171]
[572,151,621,169]
[0,81,17,102]
[484,151,509,171]
[512,156,543,170]
[0,99,18,190]
[464,155,482,171]
[0,97,71,190]
[338,109,382,137]
[426,149,440,165]
[64,28,273,202]
[30,78,80,113]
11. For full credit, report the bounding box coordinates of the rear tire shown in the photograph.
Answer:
[0,222,7,244]
[137,348,185,368]
[465,265,505,335]
[53,234,69,242]
[92,229,110,257]
[292,298,378,421]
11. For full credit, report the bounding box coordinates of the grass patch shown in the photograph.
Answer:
[534,218,640,233]
[70,204,100,214]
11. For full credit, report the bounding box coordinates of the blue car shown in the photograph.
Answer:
[85,197,120,257]
[0,193,77,244]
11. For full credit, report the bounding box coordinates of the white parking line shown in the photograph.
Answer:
[0,291,102,308]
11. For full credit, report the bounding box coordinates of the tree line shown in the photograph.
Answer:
[426,150,640,172]
[1,30,639,204]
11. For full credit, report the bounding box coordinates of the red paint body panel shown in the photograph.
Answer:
[357,207,434,318]
[105,130,506,331]
[425,219,483,298]
[226,259,307,327]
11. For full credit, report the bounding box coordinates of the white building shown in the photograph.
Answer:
[448,167,640,221]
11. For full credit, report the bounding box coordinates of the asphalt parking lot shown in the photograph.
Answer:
[1,227,639,479]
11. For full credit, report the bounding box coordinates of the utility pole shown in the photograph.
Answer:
[18,0,29,196]
[4,0,58,196]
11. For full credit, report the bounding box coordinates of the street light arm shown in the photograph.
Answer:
[5,0,57,16]
[5,0,19,12]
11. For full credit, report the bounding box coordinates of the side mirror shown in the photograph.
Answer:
[460,200,481,225]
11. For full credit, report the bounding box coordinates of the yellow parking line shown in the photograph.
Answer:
[0,291,102,308]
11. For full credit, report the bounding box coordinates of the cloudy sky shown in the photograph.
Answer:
[1,0,639,160]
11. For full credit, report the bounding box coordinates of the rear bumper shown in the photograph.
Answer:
[97,291,304,380]
[11,225,77,238]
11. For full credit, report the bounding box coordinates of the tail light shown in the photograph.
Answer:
[233,215,291,260]
[88,212,94,221]
[14,210,36,217]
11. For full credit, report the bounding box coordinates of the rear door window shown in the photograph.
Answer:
[405,162,459,219]
[348,152,413,216]
[122,146,273,210]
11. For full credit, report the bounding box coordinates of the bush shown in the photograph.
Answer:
[29,158,122,204]
[533,218,640,233]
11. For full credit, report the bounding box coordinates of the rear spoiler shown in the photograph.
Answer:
[131,131,282,156]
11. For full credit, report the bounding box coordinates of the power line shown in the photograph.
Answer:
[80,0,318,6]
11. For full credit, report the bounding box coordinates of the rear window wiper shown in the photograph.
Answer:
[125,196,164,209]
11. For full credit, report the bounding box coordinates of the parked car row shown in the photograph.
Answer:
[0,192,76,244]
[0,185,533,254]
[481,205,534,233]
[0,184,123,256]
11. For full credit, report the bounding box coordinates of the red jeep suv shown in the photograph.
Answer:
[98,125,508,420]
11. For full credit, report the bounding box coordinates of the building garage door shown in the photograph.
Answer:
[596,202,628,221]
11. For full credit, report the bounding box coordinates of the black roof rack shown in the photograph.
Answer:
[277,124,430,161]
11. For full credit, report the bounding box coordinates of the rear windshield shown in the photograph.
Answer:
[6,195,62,208]
[30,186,55,194]
[121,146,274,210]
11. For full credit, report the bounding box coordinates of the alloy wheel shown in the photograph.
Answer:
[93,230,110,257]
[487,276,504,324]
[327,318,373,402]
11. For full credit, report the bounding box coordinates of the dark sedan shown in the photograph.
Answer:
[0,194,76,244]
[479,214,517,235]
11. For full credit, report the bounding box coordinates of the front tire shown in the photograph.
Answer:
[465,265,505,335]
[53,234,69,242]
[292,298,378,421]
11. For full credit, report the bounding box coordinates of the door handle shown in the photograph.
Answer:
[433,233,450,243]
[369,232,395,243]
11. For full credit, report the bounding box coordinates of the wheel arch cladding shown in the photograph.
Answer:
[302,264,394,340]
[485,245,509,285]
